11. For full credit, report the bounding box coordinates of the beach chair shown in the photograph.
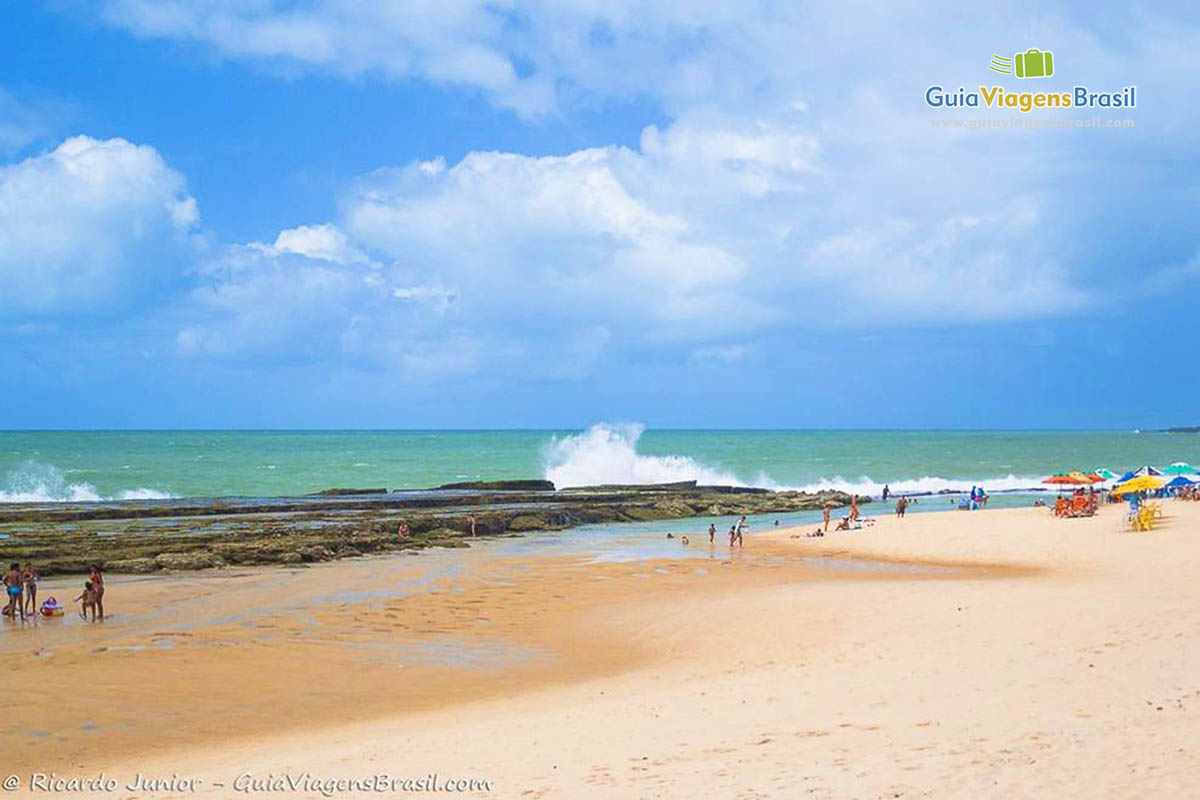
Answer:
[1137,506,1156,531]
[1067,495,1088,517]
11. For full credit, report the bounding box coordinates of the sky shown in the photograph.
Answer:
[0,1,1197,430]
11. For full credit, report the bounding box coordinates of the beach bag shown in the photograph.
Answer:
[41,596,64,617]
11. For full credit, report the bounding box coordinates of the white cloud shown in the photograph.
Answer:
[337,107,1091,337]
[97,0,555,115]
[173,228,608,381]
[28,0,1195,386]
[258,223,369,264]
[178,230,400,363]
[343,138,776,341]
[0,136,200,316]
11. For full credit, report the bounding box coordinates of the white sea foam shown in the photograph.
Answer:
[115,488,175,501]
[543,423,750,489]
[789,474,1048,497]
[543,423,1050,495]
[0,461,173,503]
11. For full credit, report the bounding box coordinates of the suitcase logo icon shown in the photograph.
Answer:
[989,49,1054,79]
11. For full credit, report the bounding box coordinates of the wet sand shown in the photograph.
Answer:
[3,503,1198,798]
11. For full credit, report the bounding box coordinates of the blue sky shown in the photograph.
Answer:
[1,1,1197,429]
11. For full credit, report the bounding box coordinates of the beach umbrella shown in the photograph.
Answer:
[1113,475,1166,495]
[1072,471,1106,484]
[1165,475,1197,488]
[1131,465,1164,477]
[1044,473,1090,486]
[1163,462,1199,475]
[1094,468,1120,480]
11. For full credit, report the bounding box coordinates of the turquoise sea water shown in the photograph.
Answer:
[2,424,1198,502]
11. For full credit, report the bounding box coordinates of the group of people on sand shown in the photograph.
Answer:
[1053,487,1099,518]
[2,562,105,622]
[818,496,862,534]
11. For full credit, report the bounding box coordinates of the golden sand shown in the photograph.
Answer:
[3,503,1198,798]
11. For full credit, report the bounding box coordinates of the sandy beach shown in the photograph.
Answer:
[2,502,1198,798]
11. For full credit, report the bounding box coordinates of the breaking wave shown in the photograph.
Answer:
[789,474,1049,497]
[0,461,173,503]
[543,423,757,489]
[543,423,1050,495]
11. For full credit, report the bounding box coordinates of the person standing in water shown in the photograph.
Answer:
[4,563,24,621]
[708,523,717,544]
[22,563,37,617]
[882,485,890,501]
[88,564,105,620]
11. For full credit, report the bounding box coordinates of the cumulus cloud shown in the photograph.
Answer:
[338,106,1094,337]
[20,1,1196,388]
[173,222,610,380]
[0,136,200,317]
[178,225,398,364]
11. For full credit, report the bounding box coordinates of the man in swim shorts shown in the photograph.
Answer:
[4,563,24,621]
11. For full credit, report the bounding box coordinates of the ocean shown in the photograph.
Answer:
[2,424,1197,504]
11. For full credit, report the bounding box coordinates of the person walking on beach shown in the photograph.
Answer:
[468,515,477,538]
[708,523,717,544]
[4,563,24,621]
[728,524,738,547]
[822,502,833,533]
[88,564,105,620]
[895,496,908,518]
[849,496,860,523]
[22,563,37,617]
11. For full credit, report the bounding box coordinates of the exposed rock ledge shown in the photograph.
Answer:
[0,482,859,575]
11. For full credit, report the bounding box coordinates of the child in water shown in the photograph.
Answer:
[75,581,97,622]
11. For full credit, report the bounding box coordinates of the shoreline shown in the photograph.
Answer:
[2,509,1023,777]
[3,503,1197,797]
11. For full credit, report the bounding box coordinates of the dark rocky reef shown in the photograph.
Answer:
[0,483,856,576]
[434,479,557,491]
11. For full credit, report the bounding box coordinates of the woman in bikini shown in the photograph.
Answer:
[22,563,37,617]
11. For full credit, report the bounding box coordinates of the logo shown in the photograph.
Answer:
[989,49,1054,79]
[924,48,1135,114]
